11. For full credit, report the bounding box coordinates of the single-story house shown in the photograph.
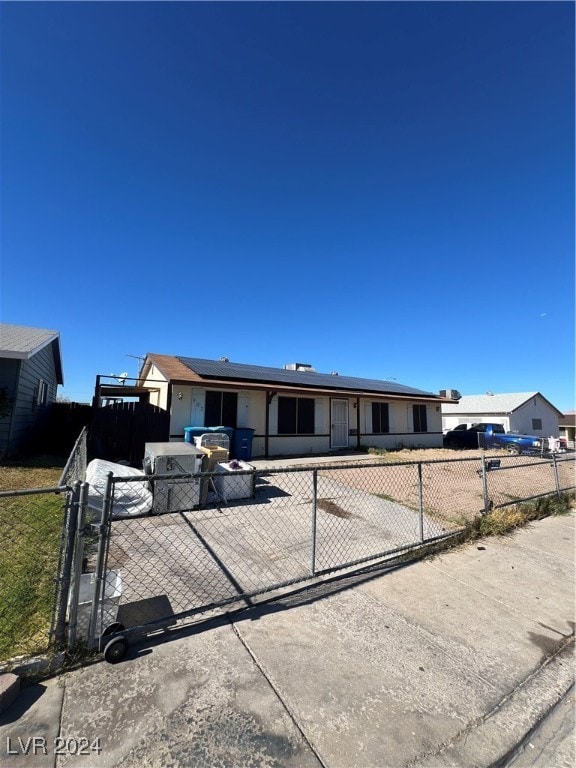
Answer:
[0,323,64,456]
[130,355,451,458]
[442,392,563,438]
[558,411,575,448]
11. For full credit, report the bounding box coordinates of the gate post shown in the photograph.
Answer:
[67,482,89,649]
[87,472,113,651]
[551,454,561,500]
[311,469,318,575]
[53,482,80,647]
[417,463,424,542]
[481,456,491,514]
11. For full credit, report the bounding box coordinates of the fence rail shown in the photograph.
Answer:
[1,430,574,665]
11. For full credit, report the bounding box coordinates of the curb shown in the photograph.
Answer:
[409,636,575,767]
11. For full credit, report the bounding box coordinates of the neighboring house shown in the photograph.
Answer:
[558,411,575,448]
[442,392,563,438]
[0,323,64,456]
[128,355,450,458]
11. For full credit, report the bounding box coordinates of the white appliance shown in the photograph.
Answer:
[213,460,255,501]
[144,442,205,513]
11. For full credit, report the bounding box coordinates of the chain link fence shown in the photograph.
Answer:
[1,430,574,664]
[80,452,574,657]
[0,485,70,662]
[58,426,88,488]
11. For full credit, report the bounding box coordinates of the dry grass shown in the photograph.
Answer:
[366,446,511,463]
[466,492,575,538]
[0,455,66,491]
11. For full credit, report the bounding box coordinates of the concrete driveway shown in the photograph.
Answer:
[95,464,450,633]
[1,510,574,767]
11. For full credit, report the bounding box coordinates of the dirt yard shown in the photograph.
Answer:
[367,446,508,463]
[318,449,574,526]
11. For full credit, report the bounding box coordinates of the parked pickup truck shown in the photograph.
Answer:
[443,423,543,454]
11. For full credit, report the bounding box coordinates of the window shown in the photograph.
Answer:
[36,380,48,407]
[532,418,542,431]
[204,391,238,427]
[278,396,315,434]
[372,403,389,433]
[413,404,427,433]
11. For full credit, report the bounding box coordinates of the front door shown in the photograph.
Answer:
[331,399,349,449]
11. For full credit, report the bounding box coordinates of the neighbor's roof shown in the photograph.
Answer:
[143,354,445,401]
[0,323,64,384]
[442,392,563,416]
[559,411,576,427]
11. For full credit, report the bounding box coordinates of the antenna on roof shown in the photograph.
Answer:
[126,354,145,376]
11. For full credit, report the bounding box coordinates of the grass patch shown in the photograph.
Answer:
[465,492,575,540]
[0,455,66,491]
[0,490,66,662]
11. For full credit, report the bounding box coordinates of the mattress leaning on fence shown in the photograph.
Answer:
[86,459,153,517]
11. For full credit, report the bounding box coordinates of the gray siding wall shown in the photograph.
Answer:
[2,344,59,454]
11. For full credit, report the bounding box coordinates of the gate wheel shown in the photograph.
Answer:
[102,622,125,638]
[104,635,129,664]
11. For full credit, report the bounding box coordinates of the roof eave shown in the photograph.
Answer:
[0,334,63,384]
[168,376,443,402]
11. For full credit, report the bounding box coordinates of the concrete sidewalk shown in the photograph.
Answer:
[1,512,574,768]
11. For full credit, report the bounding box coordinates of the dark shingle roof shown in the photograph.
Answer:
[177,357,437,398]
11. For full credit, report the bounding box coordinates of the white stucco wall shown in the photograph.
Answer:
[141,364,169,409]
[361,400,442,450]
[161,386,443,457]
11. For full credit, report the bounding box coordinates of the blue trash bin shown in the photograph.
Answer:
[232,428,255,461]
[184,426,208,444]
[184,425,235,449]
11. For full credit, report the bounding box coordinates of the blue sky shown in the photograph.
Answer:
[1,1,574,409]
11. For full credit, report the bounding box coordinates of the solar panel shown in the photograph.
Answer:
[177,357,435,397]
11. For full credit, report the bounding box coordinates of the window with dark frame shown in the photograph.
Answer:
[36,380,48,407]
[278,396,315,434]
[532,418,542,430]
[372,402,389,433]
[204,390,238,427]
[413,404,428,433]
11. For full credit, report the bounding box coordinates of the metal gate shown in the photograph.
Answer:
[64,453,575,659]
[76,461,457,657]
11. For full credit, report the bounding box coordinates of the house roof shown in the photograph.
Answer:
[0,323,64,384]
[559,411,576,427]
[143,354,447,401]
[442,392,563,417]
